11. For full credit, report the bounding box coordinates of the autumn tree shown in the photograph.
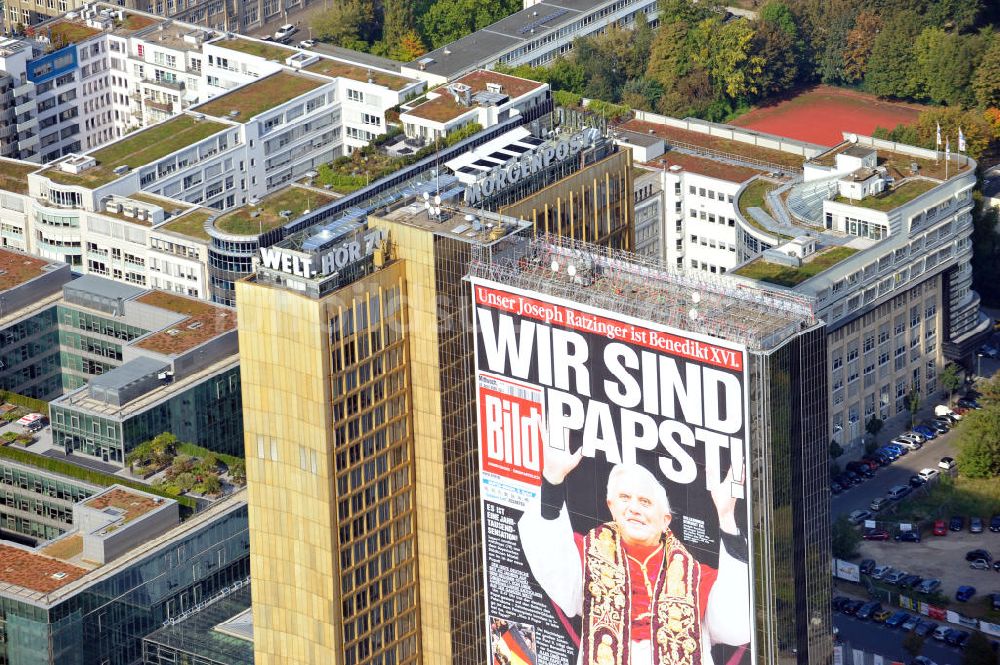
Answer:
[973,36,1000,108]
[864,11,925,99]
[312,1,368,51]
[841,11,882,83]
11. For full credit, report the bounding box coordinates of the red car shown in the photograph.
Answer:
[863,528,891,541]
[861,457,880,470]
[933,519,948,536]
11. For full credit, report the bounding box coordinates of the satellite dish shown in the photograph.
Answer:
[423,192,430,201]
[567,264,577,277]
[691,291,701,304]
[434,194,441,206]
[550,261,559,272]
[847,133,858,144]
[689,308,699,321]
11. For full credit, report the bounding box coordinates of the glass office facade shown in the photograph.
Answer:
[749,324,833,665]
[0,501,249,665]
[0,461,99,544]
[0,308,61,400]
[142,586,253,665]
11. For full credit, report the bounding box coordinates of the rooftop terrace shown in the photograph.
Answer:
[0,249,53,291]
[811,141,972,181]
[732,246,859,287]
[159,209,214,241]
[38,19,101,47]
[619,119,807,171]
[196,71,324,121]
[0,543,88,594]
[305,57,414,91]
[83,487,161,523]
[832,178,939,212]
[132,291,236,356]
[214,37,295,62]
[403,70,544,123]
[213,186,334,236]
[644,150,762,183]
[42,115,228,187]
[0,159,37,194]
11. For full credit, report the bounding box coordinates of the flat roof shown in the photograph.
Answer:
[83,487,161,523]
[404,70,544,123]
[0,158,38,194]
[214,36,295,61]
[0,249,53,291]
[132,291,236,356]
[143,587,253,665]
[42,115,228,187]
[213,186,335,236]
[196,71,325,121]
[379,200,531,245]
[40,19,101,47]
[643,150,762,183]
[305,57,414,91]
[89,356,169,392]
[832,178,938,212]
[732,246,860,287]
[158,209,214,241]
[409,0,603,79]
[64,273,146,302]
[0,543,89,593]
[618,118,806,170]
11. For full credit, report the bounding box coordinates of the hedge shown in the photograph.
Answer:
[175,442,242,469]
[0,445,197,513]
[0,390,49,417]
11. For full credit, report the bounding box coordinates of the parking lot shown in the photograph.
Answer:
[858,529,1000,611]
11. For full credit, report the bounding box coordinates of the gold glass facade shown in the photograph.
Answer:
[237,260,421,665]
[500,150,635,251]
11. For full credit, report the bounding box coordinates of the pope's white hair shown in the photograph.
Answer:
[606,464,671,514]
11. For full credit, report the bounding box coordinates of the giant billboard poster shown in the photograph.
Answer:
[472,277,754,665]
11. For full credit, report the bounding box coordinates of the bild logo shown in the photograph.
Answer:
[479,379,543,484]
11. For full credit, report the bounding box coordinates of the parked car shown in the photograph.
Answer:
[991,593,1000,611]
[916,578,941,594]
[979,344,998,359]
[971,517,985,534]
[909,475,926,488]
[946,629,971,648]
[861,457,882,469]
[922,419,950,434]
[991,515,1000,533]
[884,570,907,585]
[887,485,912,500]
[956,585,977,601]
[885,443,908,456]
[902,614,921,631]
[912,655,938,665]
[952,516,966,531]
[832,596,850,611]
[932,416,954,430]
[842,599,864,616]
[885,610,910,628]
[836,473,856,487]
[856,601,882,619]
[831,481,843,495]
[870,498,890,513]
[915,620,938,637]
[918,468,940,481]
[957,397,981,409]
[939,456,957,470]
[298,39,315,48]
[933,519,948,536]
[896,531,921,543]
[966,549,992,562]
[848,461,875,478]
[864,528,891,540]
[899,431,927,444]
[845,471,863,485]
[848,510,872,525]
[273,23,297,40]
[873,608,893,623]
[871,565,893,580]
[971,559,992,570]
[859,559,876,575]
[893,437,921,450]
[913,424,938,440]
[932,625,951,641]
[899,574,923,589]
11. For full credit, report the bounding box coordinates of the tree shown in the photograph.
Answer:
[646,19,693,92]
[831,515,861,559]
[864,11,925,100]
[829,440,844,459]
[865,417,884,443]
[199,474,222,496]
[706,19,765,100]
[419,0,520,50]
[941,363,963,401]
[956,407,1000,478]
[907,388,922,427]
[752,20,798,98]
[914,28,988,107]
[962,631,997,665]
[902,630,925,659]
[229,459,246,485]
[841,11,882,83]
[973,36,1000,108]
[312,2,368,51]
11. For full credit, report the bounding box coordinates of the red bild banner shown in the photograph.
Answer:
[474,284,744,372]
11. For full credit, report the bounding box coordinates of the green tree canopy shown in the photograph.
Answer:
[973,35,1000,108]
[831,515,861,559]
[962,630,997,665]
[418,0,520,50]
[956,407,1000,478]
[941,363,964,399]
[864,11,926,99]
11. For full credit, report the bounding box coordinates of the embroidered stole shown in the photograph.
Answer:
[581,523,702,665]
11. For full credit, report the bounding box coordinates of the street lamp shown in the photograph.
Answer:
[977,352,984,378]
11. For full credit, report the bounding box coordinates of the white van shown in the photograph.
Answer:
[932,625,950,641]
[935,404,961,420]
[870,497,890,512]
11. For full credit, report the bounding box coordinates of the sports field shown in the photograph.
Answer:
[731,86,924,147]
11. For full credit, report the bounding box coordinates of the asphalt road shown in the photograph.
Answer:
[835,613,964,665]
[831,433,957,521]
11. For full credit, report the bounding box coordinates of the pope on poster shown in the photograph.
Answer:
[517,438,752,665]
